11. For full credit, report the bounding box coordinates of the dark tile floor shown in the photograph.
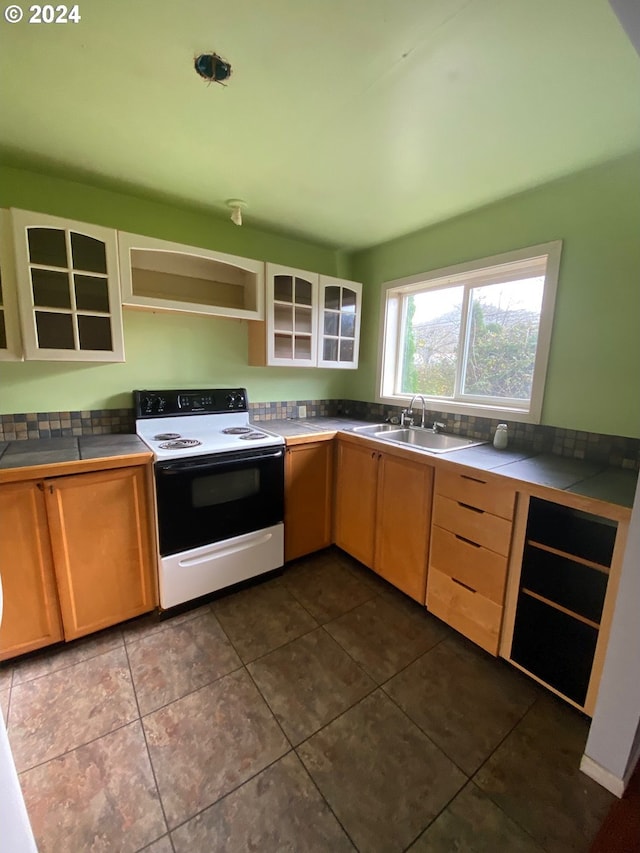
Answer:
[1,548,615,852]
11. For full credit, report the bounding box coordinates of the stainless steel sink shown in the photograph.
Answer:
[379,428,485,453]
[352,423,401,436]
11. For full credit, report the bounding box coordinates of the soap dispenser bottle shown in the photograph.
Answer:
[493,423,508,450]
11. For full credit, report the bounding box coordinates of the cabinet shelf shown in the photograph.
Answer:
[526,539,609,574]
[511,592,598,706]
[526,497,616,566]
[119,232,264,320]
[520,588,600,630]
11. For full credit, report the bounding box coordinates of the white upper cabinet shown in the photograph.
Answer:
[11,209,125,362]
[0,209,23,361]
[248,264,362,369]
[317,275,362,369]
[118,231,264,320]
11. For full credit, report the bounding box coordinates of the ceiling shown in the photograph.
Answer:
[1,0,639,250]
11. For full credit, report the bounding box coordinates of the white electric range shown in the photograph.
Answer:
[135,388,285,609]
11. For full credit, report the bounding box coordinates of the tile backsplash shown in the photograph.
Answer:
[1,400,638,471]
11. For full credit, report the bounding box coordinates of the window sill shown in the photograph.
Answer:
[376,394,542,424]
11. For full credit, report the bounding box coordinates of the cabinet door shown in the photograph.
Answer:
[375,453,433,602]
[0,482,63,660]
[264,263,318,366]
[45,466,156,640]
[333,440,378,567]
[317,276,362,369]
[0,209,23,361]
[11,209,125,362]
[284,440,334,561]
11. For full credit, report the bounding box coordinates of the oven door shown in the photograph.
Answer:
[155,446,284,557]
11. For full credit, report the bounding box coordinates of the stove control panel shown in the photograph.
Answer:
[134,388,248,417]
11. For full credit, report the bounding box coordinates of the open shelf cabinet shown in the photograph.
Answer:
[501,493,628,715]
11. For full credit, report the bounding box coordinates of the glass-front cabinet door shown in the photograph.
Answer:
[266,263,318,366]
[0,209,22,361]
[11,209,125,361]
[317,275,362,369]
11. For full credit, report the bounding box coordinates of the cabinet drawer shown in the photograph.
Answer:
[435,469,515,519]
[430,525,508,604]
[427,568,503,655]
[433,495,512,556]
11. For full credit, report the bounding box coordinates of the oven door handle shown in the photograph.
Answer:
[156,448,284,474]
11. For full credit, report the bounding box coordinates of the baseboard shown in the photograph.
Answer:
[580,754,626,797]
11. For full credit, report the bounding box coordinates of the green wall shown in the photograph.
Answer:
[0,166,351,412]
[348,151,640,439]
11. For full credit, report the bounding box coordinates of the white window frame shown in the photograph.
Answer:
[376,241,562,423]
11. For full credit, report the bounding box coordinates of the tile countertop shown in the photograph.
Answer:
[263,417,638,509]
[1,422,636,509]
[0,435,151,469]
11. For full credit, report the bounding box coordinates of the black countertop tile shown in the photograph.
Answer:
[79,435,150,459]
[265,418,636,508]
[0,434,150,470]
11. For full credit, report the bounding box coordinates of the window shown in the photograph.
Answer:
[378,242,562,422]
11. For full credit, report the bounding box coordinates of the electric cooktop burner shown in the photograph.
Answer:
[154,433,181,441]
[158,438,202,450]
[222,427,253,435]
[239,432,268,440]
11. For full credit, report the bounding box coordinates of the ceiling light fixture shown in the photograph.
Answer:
[226,199,247,226]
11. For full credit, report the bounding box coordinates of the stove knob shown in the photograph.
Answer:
[156,397,166,413]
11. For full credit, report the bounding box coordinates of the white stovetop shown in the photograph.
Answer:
[136,414,284,460]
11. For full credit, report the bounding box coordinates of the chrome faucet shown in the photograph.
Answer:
[431,420,446,433]
[406,394,428,428]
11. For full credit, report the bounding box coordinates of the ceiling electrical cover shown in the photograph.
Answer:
[194,52,232,84]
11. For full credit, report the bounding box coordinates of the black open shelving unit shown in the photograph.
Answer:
[511,497,617,707]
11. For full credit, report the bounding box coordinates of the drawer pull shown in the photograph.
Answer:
[458,501,484,514]
[452,577,477,594]
[460,474,487,485]
[455,533,481,548]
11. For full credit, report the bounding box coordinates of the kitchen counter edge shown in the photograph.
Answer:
[267,417,636,513]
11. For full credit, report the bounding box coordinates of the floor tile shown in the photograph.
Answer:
[140,836,174,853]
[123,603,211,646]
[282,555,376,622]
[325,594,447,683]
[128,609,242,714]
[0,686,9,724]
[248,628,374,745]
[12,626,124,685]
[408,781,545,852]
[384,634,539,774]
[8,646,138,772]
[144,668,289,828]
[474,695,616,852]
[212,579,318,662]
[298,690,465,853]
[0,662,12,691]
[172,751,355,852]
[20,721,166,853]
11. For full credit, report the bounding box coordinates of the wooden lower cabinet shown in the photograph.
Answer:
[375,452,433,602]
[334,438,433,603]
[333,440,379,567]
[0,464,157,659]
[0,481,63,660]
[284,439,334,561]
[45,466,156,640]
[426,469,516,655]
